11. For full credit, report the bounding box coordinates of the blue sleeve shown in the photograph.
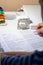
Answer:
[1,51,43,65]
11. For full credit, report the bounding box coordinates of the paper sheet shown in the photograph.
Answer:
[0,30,43,52]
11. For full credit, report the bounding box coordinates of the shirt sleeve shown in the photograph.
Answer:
[1,51,43,65]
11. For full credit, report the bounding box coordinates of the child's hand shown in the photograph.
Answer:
[36,23,43,37]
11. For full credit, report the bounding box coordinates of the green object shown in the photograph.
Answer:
[0,21,5,24]
[0,11,4,14]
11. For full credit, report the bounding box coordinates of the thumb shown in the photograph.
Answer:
[39,28,43,33]
[36,28,43,34]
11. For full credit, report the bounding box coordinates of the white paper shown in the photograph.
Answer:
[0,30,43,52]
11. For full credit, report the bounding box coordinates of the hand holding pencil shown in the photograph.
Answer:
[36,23,43,37]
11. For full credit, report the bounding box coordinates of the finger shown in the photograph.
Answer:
[36,29,43,37]
[36,23,43,29]
[36,28,43,37]
[36,28,43,33]
[38,33,43,37]
[36,23,41,29]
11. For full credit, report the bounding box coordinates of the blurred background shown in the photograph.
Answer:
[0,0,39,11]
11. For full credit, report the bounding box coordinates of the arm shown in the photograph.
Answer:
[1,52,32,60]
[1,51,43,65]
